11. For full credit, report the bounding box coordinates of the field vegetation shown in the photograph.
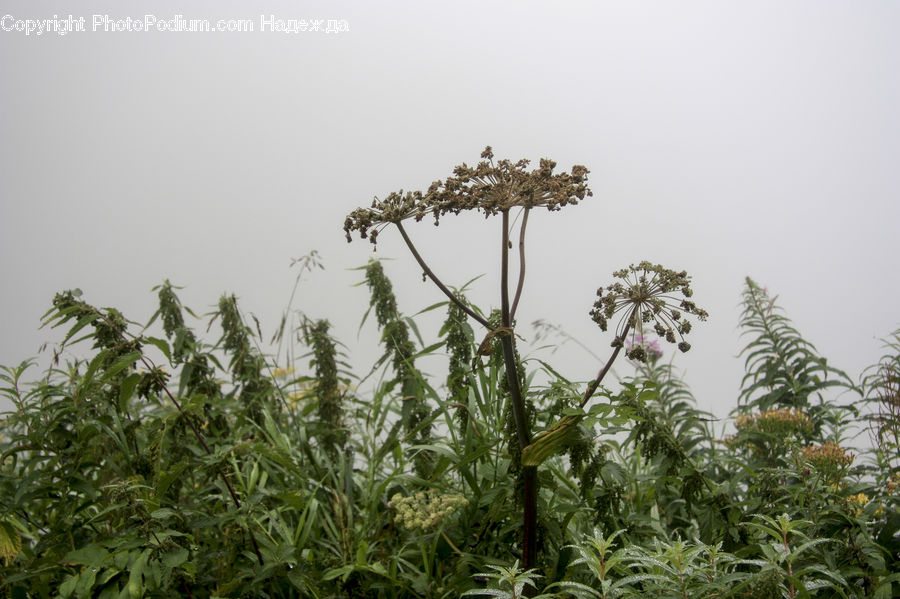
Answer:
[1,149,898,598]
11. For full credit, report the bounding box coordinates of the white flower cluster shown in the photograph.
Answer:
[388,491,468,532]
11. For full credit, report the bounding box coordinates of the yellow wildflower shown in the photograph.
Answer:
[272,366,296,379]
[846,493,869,517]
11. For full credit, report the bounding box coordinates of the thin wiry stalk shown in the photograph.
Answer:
[500,210,531,452]
[396,222,491,330]
[510,208,530,322]
[580,323,631,408]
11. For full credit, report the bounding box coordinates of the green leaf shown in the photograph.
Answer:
[61,314,99,346]
[102,351,142,381]
[156,463,189,498]
[118,373,141,410]
[405,316,426,348]
[322,564,355,582]
[59,574,78,599]
[75,566,98,599]
[79,349,109,390]
[601,461,628,486]
[149,508,178,520]
[522,414,583,466]
[161,547,188,571]
[874,574,900,599]
[144,337,171,361]
[126,549,150,598]
[413,301,448,317]
[534,360,572,383]
[356,539,369,566]
[65,544,110,568]
[412,341,445,359]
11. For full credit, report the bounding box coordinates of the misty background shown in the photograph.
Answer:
[2,1,898,430]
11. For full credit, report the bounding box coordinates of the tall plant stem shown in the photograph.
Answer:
[500,210,537,571]
[396,222,491,330]
[509,208,530,322]
[579,323,631,408]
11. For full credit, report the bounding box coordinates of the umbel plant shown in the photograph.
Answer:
[343,146,708,570]
[4,147,898,597]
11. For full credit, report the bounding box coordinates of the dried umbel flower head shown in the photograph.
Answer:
[591,261,708,361]
[344,146,592,246]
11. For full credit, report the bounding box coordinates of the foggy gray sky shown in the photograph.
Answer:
[2,1,898,426]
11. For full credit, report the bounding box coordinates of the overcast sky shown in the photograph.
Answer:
[2,1,898,428]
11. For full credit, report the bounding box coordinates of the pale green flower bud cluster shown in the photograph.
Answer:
[735,408,814,437]
[800,442,854,482]
[388,491,468,532]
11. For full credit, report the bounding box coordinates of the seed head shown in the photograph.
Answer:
[344,146,592,246]
[626,333,664,362]
[591,261,708,361]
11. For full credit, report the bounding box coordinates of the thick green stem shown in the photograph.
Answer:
[500,210,537,571]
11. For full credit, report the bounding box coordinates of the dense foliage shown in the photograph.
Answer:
[1,149,899,598]
[1,272,898,598]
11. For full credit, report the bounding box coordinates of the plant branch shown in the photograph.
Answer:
[441,531,465,556]
[396,222,491,330]
[580,322,631,408]
[509,208,530,323]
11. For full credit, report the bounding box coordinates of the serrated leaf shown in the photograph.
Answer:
[101,351,142,381]
[161,547,188,571]
[118,373,141,410]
